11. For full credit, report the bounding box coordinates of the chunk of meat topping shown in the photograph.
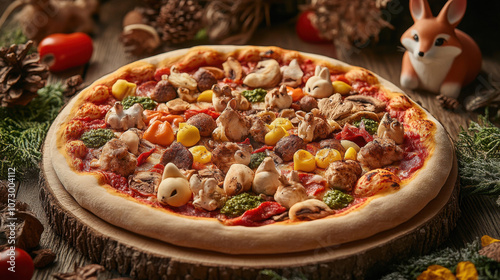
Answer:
[357,138,404,169]
[212,142,252,174]
[274,135,306,162]
[99,139,137,177]
[160,141,194,169]
[325,160,362,192]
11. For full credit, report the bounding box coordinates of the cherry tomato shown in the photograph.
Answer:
[0,248,34,280]
[38,32,93,72]
[296,11,328,43]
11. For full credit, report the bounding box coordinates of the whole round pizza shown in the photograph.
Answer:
[51,46,453,254]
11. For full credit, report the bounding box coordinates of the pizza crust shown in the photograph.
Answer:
[51,46,453,254]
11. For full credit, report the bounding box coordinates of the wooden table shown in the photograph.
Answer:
[3,0,499,279]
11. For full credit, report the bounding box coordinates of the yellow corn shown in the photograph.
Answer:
[270,117,293,130]
[293,150,316,172]
[177,123,200,147]
[111,79,136,100]
[315,148,342,169]
[197,90,213,103]
[344,147,357,160]
[332,81,352,95]
[265,125,288,146]
[189,146,212,164]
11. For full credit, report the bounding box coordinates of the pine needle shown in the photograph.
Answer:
[0,84,64,179]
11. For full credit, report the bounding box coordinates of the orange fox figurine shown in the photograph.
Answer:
[400,0,482,101]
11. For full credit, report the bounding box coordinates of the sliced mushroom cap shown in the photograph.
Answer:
[119,129,140,155]
[274,173,308,209]
[168,66,198,91]
[252,157,281,195]
[223,164,254,196]
[318,93,353,121]
[289,199,332,221]
[222,57,243,81]
[345,95,386,112]
[157,163,191,207]
[215,99,251,142]
[190,174,226,211]
[243,59,282,88]
[281,59,304,87]
[165,98,190,113]
[377,113,405,145]
[303,66,334,98]
[265,84,292,110]
[212,84,233,112]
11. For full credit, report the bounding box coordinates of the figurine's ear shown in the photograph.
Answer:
[410,0,433,21]
[437,0,467,28]
[319,67,330,81]
[314,65,321,76]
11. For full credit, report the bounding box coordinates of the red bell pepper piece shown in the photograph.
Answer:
[223,201,287,226]
[137,147,156,166]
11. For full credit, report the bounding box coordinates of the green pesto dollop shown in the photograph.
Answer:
[220,193,263,217]
[354,117,379,135]
[323,189,354,210]
[122,96,157,110]
[241,88,267,103]
[249,152,266,169]
[81,128,115,148]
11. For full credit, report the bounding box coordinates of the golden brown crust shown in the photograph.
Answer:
[52,46,453,254]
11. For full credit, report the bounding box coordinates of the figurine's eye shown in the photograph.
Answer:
[413,34,419,42]
[435,38,446,46]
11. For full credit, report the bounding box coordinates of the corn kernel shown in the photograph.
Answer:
[293,150,316,172]
[197,90,213,103]
[189,146,212,164]
[344,147,357,160]
[111,79,136,100]
[265,125,289,146]
[315,148,342,169]
[270,117,293,130]
[332,81,352,95]
[177,123,200,147]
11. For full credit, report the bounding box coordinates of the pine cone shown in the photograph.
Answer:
[0,41,49,107]
[436,95,460,110]
[155,0,203,45]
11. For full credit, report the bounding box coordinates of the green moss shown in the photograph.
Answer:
[220,193,263,217]
[323,189,354,209]
[241,88,267,103]
[122,96,157,110]
[81,129,115,148]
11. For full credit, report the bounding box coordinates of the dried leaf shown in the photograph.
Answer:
[0,207,43,250]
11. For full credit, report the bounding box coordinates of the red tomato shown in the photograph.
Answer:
[296,11,328,43]
[38,32,93,72]
[0,248,34,280]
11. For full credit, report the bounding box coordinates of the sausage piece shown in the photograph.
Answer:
[194,68,217,92]
[160,141,193,169]
[186,113,217,137]
[150,80,177,103]
[274,135,306,162]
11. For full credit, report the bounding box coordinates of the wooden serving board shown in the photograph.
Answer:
[40,118,459,280]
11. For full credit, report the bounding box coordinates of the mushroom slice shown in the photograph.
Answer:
[157,163,192,207]
[212,84,233,112]
[289,199,332,221]
[243,59,282,88]
[252,157,280,195]
[129,171,161,196]
[190,174,226,211]
[265,84,292,110]
[168,66,198,91]
[177,87,199,103]
[377,113,405,145]
[222,57,243,81]
[165,98,190,113]
[281,59,303,87]
[336,111,380,127]
[345,95,386,112]
[318,93,353,121]
[274,172,308,209]
[223,164,254,196]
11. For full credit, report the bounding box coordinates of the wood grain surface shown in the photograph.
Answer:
[1,0,499,279]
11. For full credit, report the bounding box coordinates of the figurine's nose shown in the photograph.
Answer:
[418,51,424,57]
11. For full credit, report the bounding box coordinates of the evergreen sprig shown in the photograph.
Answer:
[0,84,64,179]
[455,115,500,200]
[381,240,500,280]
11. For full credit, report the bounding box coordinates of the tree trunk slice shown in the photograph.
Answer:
[40,121,459,280]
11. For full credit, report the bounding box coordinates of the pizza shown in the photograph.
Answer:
[51,46,453,254]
